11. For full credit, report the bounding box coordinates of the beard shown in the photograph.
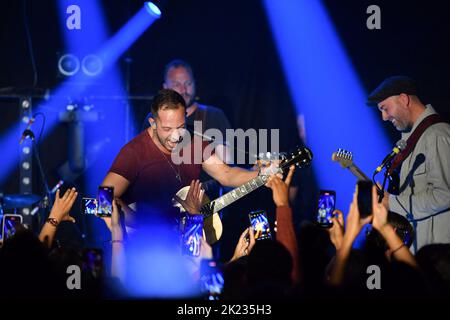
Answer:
[183,93,195,107]
[154,131,174,152]
[392,119,412,133]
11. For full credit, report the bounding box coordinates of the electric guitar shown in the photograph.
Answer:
[331,148,370,181]
[173,147,313,244]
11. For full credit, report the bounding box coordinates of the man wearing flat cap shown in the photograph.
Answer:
[368,76,450,253]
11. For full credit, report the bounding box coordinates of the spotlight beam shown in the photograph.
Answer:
[0,2,161,186]
[263,0,391,210]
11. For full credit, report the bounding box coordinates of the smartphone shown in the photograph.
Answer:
[249,210,272,240]
[2,214,23,240]
[181,214,203,256]
[82,248,104,278]
[316,190,336,228]
[97,186,114,217]
[81,197,97,215]
[357,181,373,218]
[199,259,224,300]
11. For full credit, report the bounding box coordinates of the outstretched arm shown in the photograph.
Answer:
[202,153,258,187]
[267,166,300,283]
[39,188,78,248]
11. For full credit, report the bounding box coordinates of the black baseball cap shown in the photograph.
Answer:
[366,76,418,106]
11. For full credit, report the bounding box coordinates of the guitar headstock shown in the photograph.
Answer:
[331,148,354,168]
[279,147,313,170]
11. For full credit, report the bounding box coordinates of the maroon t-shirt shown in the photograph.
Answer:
[109,130,214,224]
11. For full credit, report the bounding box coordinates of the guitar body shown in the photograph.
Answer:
[173,186,223,245]
[173,147,313,245]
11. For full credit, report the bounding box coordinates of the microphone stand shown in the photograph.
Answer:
[375,159,393,203]
[379,168,389,203]
[31,134,53,228]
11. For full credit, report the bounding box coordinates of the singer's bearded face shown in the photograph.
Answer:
[378,96,412,132]
[163,66,196,107]
[152,107,187,153]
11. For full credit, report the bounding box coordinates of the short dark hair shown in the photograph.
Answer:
[366,211,415,251]
[388,211,415,248]
[150,89,186,117]
[163,59,194,82]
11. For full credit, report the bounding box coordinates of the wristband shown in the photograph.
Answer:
[46,217,59,227]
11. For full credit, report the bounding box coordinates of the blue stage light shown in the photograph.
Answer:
[0,0,162,186]
[145,2,162,18]
[263,0,391,241]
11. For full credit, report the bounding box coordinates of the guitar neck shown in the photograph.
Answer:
[348,164,370,181]
[201,174,269,218]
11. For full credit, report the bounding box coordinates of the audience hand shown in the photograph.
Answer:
[49,188,78,223]
[266,165,295,207]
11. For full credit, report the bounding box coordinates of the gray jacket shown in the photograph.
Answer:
[389,105,450,253]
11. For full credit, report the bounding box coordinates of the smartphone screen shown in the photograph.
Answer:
[357,181,373,218]
[200,259,224,300]
[249,210,272,240]
[82,248,103,278]
[97,186,114,217]
[181,214,203,256]
[2,214,23,240]
[81,197,97,215]
[316,190,336,228]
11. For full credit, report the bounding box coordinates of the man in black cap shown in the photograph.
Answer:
[367,76,450,253]
[368,76,423,132]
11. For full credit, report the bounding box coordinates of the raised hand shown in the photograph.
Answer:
[49,188,78,223]
[101,199,123,241]
[328,209,345,250]
[40,188,78,247]
[375,181,390,209]
[371,185,389,232]
[230,227,256,262]
[344,191,373,241]
[174,179,205,214]
[266,165,295,207]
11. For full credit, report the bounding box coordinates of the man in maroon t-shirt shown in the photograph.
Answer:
[103,89,262,226]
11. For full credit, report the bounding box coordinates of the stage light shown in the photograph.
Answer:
[57,53,80,76]
[1,0,160,187]
[21,99,31,109]
[145,2,161,18]
[81,54,103,77]
[263,0,391,210]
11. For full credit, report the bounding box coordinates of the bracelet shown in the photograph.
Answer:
[111,240,124,244]
[46,217,59,227]
[391,243,406,256]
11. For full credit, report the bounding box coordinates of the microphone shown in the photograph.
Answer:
[375,139,407,173]
[19,117,36,144]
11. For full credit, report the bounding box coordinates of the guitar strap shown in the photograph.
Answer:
[387,114,445,194]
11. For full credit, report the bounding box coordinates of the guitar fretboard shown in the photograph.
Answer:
[201,174,269,218]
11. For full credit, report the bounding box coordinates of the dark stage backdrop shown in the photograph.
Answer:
[0,0,449,259]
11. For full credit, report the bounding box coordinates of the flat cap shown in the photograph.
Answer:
[367,76,418,106]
